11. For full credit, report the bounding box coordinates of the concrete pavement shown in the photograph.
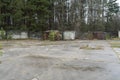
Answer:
[0,40,120,80]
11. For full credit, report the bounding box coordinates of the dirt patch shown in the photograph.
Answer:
[56,64,104,71]
[109,42,120,48]
[39,41,79,46]
[25,55,55,59]
[21,55,61,68]
[109,40,120,48]
[0,50,3,56]
[80,45,103,50]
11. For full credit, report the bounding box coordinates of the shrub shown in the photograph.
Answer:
[105,34,111,39]
[7,33,12,40]
[0,29,13,40]
[86,32,93,40]
[49,31,56,41]
[0,44,3,56]
[0,51,3,56]
[0,29,6,39]
[48,30,62,41]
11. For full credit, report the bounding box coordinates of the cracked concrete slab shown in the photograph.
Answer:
[0,40,120,80]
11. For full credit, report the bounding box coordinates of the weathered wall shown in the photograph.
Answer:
[11,32,28,39]
[118,31,120,38]
[63,31,76,40]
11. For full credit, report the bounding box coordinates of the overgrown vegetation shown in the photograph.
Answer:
[0,28,12,39]
[0,51,2,56]
[48,31,62,41]
[80,45,103,50]
[0,44,3,57]
[49,31,56,41]
[110,42,120,48]
[0,28,6,39]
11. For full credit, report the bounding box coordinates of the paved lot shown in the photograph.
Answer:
[0,40,120,80]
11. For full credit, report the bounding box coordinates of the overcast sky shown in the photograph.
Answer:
[117,0,120,5]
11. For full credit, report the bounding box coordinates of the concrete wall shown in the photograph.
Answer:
[11,32,28,39]
[64,31,75,40]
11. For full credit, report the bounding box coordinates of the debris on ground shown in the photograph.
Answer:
[80,44,103,50]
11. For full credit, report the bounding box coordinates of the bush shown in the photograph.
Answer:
[0,29,6,39]
[48,30,62,41]
[0,29,13,40]
[7,33,12,40]
[0,44,3,56]
[49,31,56,41]
[86,32,93,40]
[105,34,111,39]
[0,51,3,56]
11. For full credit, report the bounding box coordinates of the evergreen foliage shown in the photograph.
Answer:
[0,0,119,38]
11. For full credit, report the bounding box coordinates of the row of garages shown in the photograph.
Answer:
[0,30,120,40]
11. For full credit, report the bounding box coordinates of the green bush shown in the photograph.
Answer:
[0,44,3,56]
[0,29,6,39]
[0,29,12,40]
[7,33,12,40]
[0,51,3,56]
[49,31,56,41]
[105,34,111,39]
[48,31,62,41]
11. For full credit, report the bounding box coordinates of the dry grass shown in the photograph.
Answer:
[0,50,3,57]
[110,42,120,48]
[25,55,54,60]
[0,44,2,50]
[111,38,120,40]
[0,40,78,47]
[0,44,3,56]
[80,45,103,50]
[56,64,103,71]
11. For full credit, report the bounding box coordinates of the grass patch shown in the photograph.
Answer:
[111,45,120,48]
[0,44,2,50]
[111,38,120,40]
[0,44,3,56]
[0,51,3,56]
[40,41,77,46]
[80,45,103,50]
[109,42,120,48]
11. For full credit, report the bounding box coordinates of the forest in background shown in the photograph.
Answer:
[0,0,120,38]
